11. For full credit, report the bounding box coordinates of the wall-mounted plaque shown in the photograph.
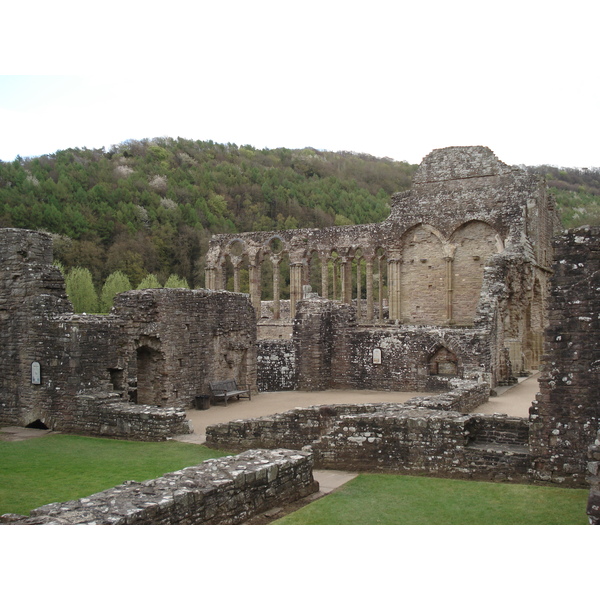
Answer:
[373,348,382,365]
[31,361,41,385]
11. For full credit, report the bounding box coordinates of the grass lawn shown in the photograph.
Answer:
[274,473,590,525]
[1,435,590,524]
[0,434,230,516]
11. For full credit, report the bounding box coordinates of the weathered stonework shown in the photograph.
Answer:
[207,226,600,507]
[210,146,558,391]
[529,227,600,488]
[205,396,531,483]
[256,339,295,392]
[0,228,257,440]
[1,449,317,525]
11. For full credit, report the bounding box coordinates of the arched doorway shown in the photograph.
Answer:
[135,343,165,406]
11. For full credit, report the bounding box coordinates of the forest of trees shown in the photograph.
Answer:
[1,136,598,312]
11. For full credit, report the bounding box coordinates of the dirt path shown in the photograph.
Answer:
[181,373,540,442]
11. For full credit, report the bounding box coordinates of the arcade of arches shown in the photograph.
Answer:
[205,146,558,386]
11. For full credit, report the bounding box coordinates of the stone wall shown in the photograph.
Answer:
[205,147,557,391]
[205,402,531,483]
[0,228,256,440]
[587,429,600,524]
[312,409,531,482]
[56,387,191,441]
[530,226,600,487]
[113,288,257,406]
[256,339,295,391]
[292,299,493,392]
[1,449,317,525]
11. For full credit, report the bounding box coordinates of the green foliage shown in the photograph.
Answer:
[99,270,132,313]
[52,260,66,277]
[274,473,589,525]
[164,274,189,288]
[137,273,161,289]
[3,139,597,294]
[0,435,229,516]
[0,138,419,289]
[65,266,98,313]
[527,165,600,227]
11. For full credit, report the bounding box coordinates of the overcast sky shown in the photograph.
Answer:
[1,1,598,168]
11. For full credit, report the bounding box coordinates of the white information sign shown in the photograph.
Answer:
[372,348,382,364]
[31,361,41,385]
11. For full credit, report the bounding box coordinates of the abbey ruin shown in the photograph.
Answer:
[1,146,598,524]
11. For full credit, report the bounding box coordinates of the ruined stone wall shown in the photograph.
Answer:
[2,449,317,525]
[292,299,492,392]
[205,404,531,483]
[587,429,600,524]
[530,227,600,486]
[312,409,531,482]
[204,146,556,390]
[0,228,255,440]
[113,288,257,407]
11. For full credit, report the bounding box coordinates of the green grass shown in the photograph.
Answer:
[274,473,589,525]
[1,436,590,524]
[0,434,230,516]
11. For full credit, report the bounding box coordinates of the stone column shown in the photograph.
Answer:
[355,257,362,320]
[341,258,352,304]
[332,258,339,300]
[321,256,329,299]
[249,260,261,316]
[445,256,454,324]
[388,258,401,321]
[289,262,304,319]
[365,256,374,322]
[378,255,385,321]
[271,256,281,320]
[204,267,217,290]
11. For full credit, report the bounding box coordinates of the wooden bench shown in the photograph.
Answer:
[209,379,251,407]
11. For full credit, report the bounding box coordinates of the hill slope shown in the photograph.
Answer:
[0,137,597,290]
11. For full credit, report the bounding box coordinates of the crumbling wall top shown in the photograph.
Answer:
[413,146,515,184]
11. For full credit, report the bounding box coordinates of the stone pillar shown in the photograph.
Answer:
[341,258,352,304]
[231,257,241,293]
[271,256,281,320]
[355,257,362,320]
[289,263,304,320]
[388,258,401,321]
[365,256,374,322]
[332,259,339,300]
[204,267,217,290]
[445,256,454,324]
[248,260,261,316]
[378,255,385,321]
[321,256,329,300]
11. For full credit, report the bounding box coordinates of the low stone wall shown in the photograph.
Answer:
[206,403,401,451]
[64,391,193,441]
[2,449,317,525]
[205,399,532,483]
[206,381,490,452]
[466,414,530,447]
[405,381,489,413]
[312,409,532,482]
[32,386,192,441]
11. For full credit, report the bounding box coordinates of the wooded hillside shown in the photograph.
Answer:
[1,137,598,293]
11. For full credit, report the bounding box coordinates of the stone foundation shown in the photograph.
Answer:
[2,449,317,525]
